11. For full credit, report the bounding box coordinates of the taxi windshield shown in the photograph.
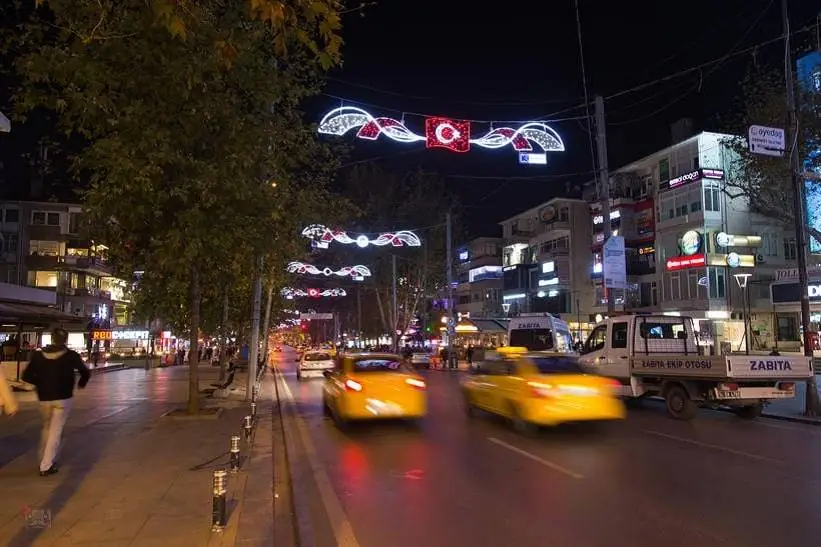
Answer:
[304,353,331,361]
[530,356,589,375]
[353,359,405,372]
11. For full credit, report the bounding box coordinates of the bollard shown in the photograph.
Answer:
[229,435,241,473]
[243,415,253,440]
[211,470,228,532]
[250,402,257,421]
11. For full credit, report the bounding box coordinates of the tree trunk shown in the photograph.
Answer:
[261,282,275,368]
[374,288,390,334]
[187,265,201,414]
[218,290,229,382]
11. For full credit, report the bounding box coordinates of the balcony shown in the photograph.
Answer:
[28,224,66,241]
[24,254,113,276]
[62,286,113,299]
[25,254,61,270]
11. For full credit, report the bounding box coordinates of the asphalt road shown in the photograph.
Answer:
[273,349,821,547]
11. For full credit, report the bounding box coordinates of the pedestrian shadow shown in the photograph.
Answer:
[4,427,113,547]
[0,425,41,470]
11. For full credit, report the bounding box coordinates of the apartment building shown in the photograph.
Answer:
[499,197,594,340]
[585,131,800,352]
[454,236,504,318]
[0,200,132,326]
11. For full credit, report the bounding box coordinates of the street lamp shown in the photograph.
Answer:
[734,273,752,355]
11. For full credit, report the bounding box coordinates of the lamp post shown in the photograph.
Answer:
[734,273,752,355]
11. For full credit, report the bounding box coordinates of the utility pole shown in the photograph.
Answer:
[392,254,398,352]
[357,285,362,349]
[595,95,615,315]
[247,256,263,401]
[782,0,820,415]
[446,210,455,367]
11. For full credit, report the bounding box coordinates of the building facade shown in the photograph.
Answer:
[454,236,503,318]
[0,200,132,326]
[499,197,595,340]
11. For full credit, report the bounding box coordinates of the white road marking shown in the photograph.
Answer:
[487,437,585,479]
[642,429,784,464]
[278,369,361,547]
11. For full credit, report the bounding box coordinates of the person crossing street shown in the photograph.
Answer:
[22,328,91,476]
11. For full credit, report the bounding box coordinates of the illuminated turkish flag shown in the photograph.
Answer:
[425,117,471,153]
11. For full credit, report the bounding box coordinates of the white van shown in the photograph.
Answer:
[507,314,574,352]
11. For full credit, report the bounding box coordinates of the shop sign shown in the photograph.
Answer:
[679,230,702,256]
[666,254,706,271]
[771,282,821,303]
[91,330,112,341]
[112,330,149,340]
[660,168,726,191]
[639,246,655,255]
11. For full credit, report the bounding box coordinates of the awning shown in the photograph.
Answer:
[461,319,508,334]
[0,302,85,326]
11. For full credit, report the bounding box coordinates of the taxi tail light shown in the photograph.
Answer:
[527,381,555,398]
[778,382,795,391]
[406,378,426,389]
[344,379,363,392]
[718,382,739,391]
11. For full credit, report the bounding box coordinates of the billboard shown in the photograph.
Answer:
[797,51,821,252]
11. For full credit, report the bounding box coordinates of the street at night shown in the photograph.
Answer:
[272,348,821,547]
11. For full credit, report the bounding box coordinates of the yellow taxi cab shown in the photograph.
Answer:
[462,350,625,434]
[322,353,427,427]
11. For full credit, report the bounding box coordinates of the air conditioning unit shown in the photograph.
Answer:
[756,254,765,263]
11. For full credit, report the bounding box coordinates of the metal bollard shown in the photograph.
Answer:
[243,415,253,440]
[211,470,228,532]
[250,402,257,420]
[229,435,241,473]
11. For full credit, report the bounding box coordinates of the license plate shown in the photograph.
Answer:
[366,399,402,416]
[717,390,741,399]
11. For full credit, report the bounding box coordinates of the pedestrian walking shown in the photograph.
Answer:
[0,365,18,416]
[21,328,91,476]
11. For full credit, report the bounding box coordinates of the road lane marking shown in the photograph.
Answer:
[277,368,361,547]
[487,437,585,479]
[642,429,784,464]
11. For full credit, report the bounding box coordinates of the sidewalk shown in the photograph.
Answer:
[0,365,273,546]
[761,375,821,424]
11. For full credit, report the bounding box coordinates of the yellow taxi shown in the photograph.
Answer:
[462,350,625,434]
[322,353,427,426]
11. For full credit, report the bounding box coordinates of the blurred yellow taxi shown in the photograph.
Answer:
[462,352,625,434]
[322,353,427,426]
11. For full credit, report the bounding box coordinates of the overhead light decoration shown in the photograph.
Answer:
[280,287,348,299]
[286,261,371,278]
[318,106,565,156]
[302,224,421,248]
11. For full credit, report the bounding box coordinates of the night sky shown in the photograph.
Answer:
[312,0,820,238]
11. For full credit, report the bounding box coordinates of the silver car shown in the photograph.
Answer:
[297,351,335,380]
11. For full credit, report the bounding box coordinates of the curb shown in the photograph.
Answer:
[760,411,821,426]
[90,363,128,374]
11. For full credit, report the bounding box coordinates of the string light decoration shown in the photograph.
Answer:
[286,261,372,278]
[302,224,422,248]
[280,287,348,299]
[318,106,565,155]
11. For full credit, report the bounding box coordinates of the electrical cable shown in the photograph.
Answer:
[573,0,599,189]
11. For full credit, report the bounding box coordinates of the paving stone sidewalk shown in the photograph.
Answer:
[0,365,274,546]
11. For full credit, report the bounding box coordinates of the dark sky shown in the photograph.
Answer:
[311,0,820,238]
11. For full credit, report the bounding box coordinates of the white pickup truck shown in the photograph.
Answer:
[578,314,813,420]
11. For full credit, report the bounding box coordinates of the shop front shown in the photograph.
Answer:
[770,277,821,352]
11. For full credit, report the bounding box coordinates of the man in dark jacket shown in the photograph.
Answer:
[22,328,91,476]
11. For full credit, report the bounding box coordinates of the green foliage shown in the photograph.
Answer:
[721,65,821,244]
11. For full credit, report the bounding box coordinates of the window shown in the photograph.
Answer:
[784,238,797,260]
[760,232,779,256]
[558,207,569,222]
[659,158,670,182]
[693,156,700,170]
[690,200,701,213]
[4,209,19,223]
[28,270,58,287]
[352,359,405,373]
[1,233,17,253]
[29,240,61,256]
[670,273,681,300]
[651,281,658,306]
[530,356,589,374]
[611,322,628,349]
[584,325,607,352]
[509,329,554,351]
[68,213,84,234]
[704,185,721,212]
[708,267,725,299]
[638,321,685,339]
[31,211,61,226]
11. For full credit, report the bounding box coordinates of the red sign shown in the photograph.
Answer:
[666,254,706,271]
[425,117,471,153]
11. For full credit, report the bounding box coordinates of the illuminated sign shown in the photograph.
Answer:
[541,261,555,273]
[639,246,655,255]
[679,230,702,256]
[715,232,762,248]
[91,330,112,341]
[593,210,621,224]
[660,168,726,191]
[538,277,559,287]
[468,266,502,282]
[458,250,469,261]
[112,330,149,340]
[666,254,706,271]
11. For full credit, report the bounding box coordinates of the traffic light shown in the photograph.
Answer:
[300,321,309,331]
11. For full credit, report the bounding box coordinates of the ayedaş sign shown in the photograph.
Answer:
[748,125,785,157]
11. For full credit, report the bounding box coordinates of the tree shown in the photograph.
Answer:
[721,65,821,244]
[11,0,346,413]
[336,165,456,347]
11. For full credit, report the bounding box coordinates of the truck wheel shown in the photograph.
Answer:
[734,403,763,420]
[664,384,696,420]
